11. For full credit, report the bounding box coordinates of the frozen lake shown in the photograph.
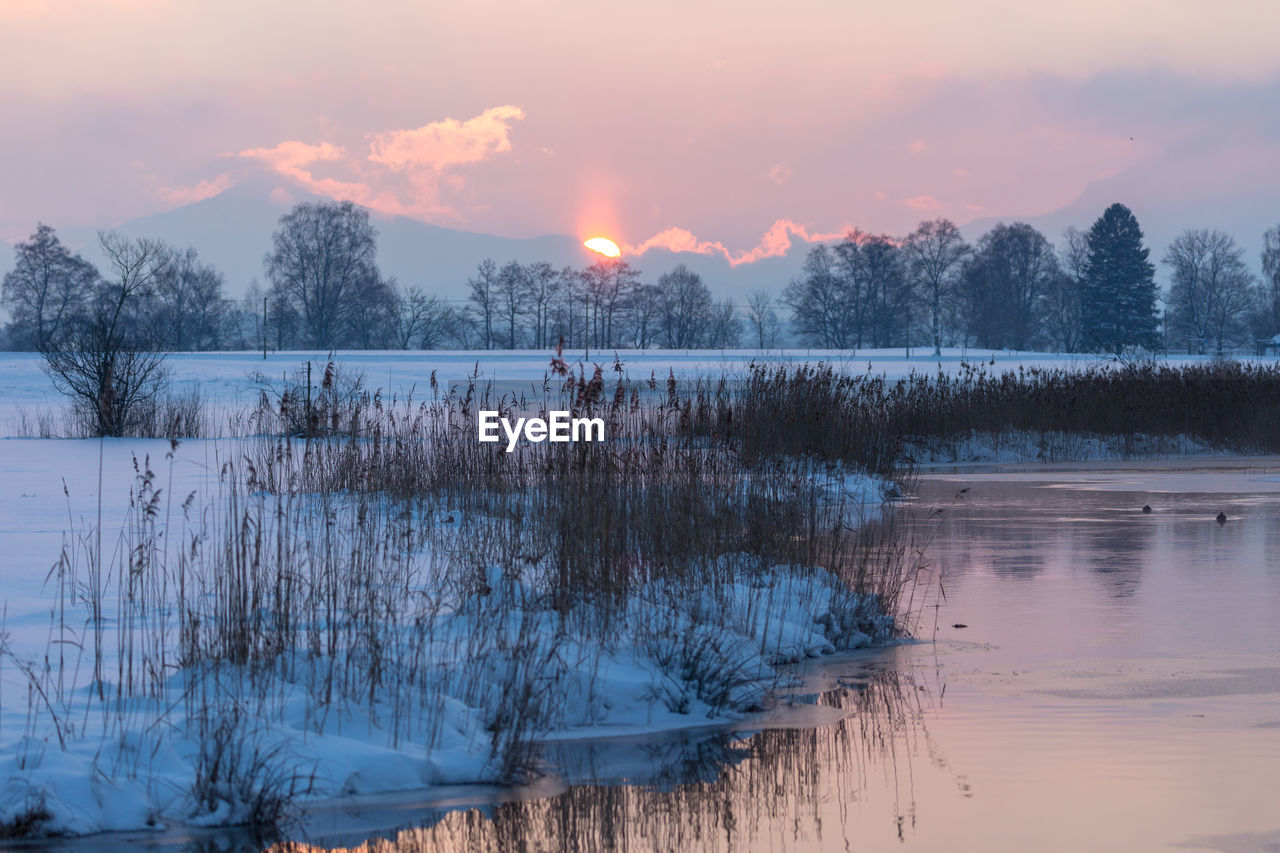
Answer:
[232,458,1278,852]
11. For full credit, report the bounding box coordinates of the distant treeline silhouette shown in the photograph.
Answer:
[4,199,1280,355]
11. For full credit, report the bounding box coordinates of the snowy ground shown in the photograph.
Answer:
[0,350,900,838]
[1,348,1263,438]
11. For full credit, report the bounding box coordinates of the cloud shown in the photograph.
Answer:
[156,173,234,206]
[768,163,792,184]
[236,140,376,203]
[903,195,944,212]
[234,107,524,219]
[908,139,927,153]
[368,105,524,171]
[625,219,848,266]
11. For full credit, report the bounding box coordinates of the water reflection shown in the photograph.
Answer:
[267,669,949,852]
[78,459,1280,852]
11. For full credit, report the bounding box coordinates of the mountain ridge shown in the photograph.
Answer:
[48,179,804,302]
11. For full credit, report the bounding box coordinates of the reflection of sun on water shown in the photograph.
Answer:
[583,236,621,258]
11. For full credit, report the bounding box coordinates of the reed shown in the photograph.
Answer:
[2,357,927,837]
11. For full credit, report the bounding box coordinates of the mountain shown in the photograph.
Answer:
[56,179,806,303]
[962,154,1279,281]
[20,164,1278,319]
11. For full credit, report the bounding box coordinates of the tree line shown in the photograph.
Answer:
[4,199,1280,355]
[786,204,1280,355]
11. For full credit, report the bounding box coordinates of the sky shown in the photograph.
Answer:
[1,0,1278,264]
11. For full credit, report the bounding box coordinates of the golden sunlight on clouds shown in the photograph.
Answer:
[155,174,234,206]
[903,195,945,212]
[368,106,525,172]
[624,220,849,266]
[236,140,383,209]
[231,107,526,220]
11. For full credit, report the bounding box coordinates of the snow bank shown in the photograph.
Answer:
[0,553,892,838]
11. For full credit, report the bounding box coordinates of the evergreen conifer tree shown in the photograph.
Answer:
[1081,203,1159,352]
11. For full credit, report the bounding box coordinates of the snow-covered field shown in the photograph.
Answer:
[2,347,1259,438]
[0,349,904,838]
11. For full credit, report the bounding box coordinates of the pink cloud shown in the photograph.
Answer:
[156,173,234,206]
[236,140,376,203]
[903,194,944,212]
[768,163,792,184]
[625,219,849,266]
[368,105,524,171]
[234,107,525,220]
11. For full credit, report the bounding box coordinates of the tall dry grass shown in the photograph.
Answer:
[3,356,930,836]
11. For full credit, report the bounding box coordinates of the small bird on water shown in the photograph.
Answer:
[1142,505,1152,513]
[1217,512,1227,524]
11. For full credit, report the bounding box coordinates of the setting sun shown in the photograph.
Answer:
[583,236,621,258]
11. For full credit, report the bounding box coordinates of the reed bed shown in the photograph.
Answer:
[1,357,928,838]
[14,354,1263,837]
[733,357,1280,469]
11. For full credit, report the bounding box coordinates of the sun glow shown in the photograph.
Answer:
[583,236,621,258]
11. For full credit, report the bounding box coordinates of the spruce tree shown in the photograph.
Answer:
[1081,203,1159,353]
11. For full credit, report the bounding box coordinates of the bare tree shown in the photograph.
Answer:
[548,266,585,349]
[151,246,229,351]
[42,232,171,436]
[784,244,858,348]
[839,232,911,348]
[2,224,99,351]
[583,259,641,349]
[264,200,382,348]
[234,281,267,352]
[266,286,300,350]
[656,264,713,348]
[1044,226,1087,352]
[1260,223,1280,336]
[958,223,1058,350]
[705,299,742,349]
[903,218,968,354]
[495,261,528,349]
[524,261,561,349]
[745,289,782,349]
[346,276,400,349]
[1165,228,1255,353]
[466,258,499,350]
[393,287,465,349]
